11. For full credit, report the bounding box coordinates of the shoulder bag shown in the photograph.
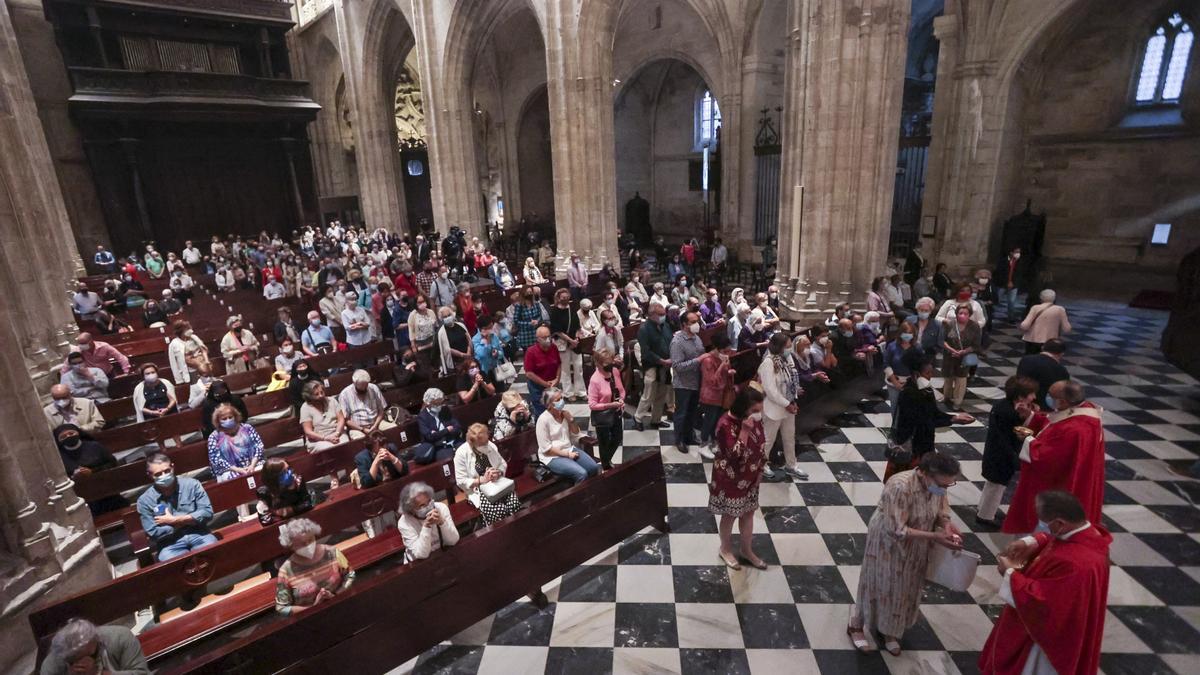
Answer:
[480,476,515,502]
[493,357,517,383]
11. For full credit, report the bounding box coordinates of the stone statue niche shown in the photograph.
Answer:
[624,192,651,246]
[1000,199,1046,261]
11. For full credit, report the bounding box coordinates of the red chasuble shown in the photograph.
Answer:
[980,525,1112,675]
[1003,403,1105,534]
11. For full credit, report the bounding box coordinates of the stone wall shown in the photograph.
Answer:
[1015,0,1198,291]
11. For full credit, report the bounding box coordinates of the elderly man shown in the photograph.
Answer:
[1003,381,1105,534]
[523,325,560,419]
[137,453,217,561]
[832,318,873,377]
[93,245,117,273]
[398,481,460,562]
[40,618,149,675]
[429,265,457,308]
[71,283,103,320]
[62,332,129,377]
[1020,289,1071,355]
[60,351,111,402]
[750,292,781,334]
[415,388,464,463]
[301,311,338,356]
[1016,338,1070,405]
[44,384,105,433]
[160,289,183,317]
[263,274,287,300]
[338,369,389,437]
[670,311,706,454]
[566,252,588,302]
[635,303,673,432]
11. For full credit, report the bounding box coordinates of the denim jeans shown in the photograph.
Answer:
[697,403,724,443]
[672,388,700,446]
[547,451,601,485]
[1003,287,1020,320]
[527,382,546,420]
[158,532,219,561]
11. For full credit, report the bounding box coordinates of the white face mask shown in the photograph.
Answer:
[748,412,763,422]
[296,542,318,558]
[604,319,617,328]
[689,323,701,334]
[916,377,932,389]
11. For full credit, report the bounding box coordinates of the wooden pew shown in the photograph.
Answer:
[149,450,668,674]
[30,429,580,666]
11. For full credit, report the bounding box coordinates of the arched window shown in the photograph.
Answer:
[1134,12,1193,105]
[695,89,722,149]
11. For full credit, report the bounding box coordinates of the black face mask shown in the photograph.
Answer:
[297,371,310,380]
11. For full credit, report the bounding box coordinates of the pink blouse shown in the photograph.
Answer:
[587,369,626,410]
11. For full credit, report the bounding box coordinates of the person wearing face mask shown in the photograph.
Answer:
[848,452,962,655]
[256,457,314,525]
[668,275,693,307]
[523,256,545,285]
[40,618,149,675]
[825,301,852,329]
[885,358,974,481]
[535,388,601,484]
[982,490,1111,675]
[53,424,125,515]
[548,289,586,401]
[62,333,129,379]
[132,364,177,423]
[453,356,497,404]
[975,376,1040,528]
[866,277,896,326]
[340,289,373,347]
[699,289,724,328]
[398,481,461,562]
[406,292,438,368]
[44,384,104,433]
[576,297,601,338]
[708,388,769,570]
[198,378,247,436]
[669,311,707,454]
[301,311,338,357]
[940,303,982,410]
[935,282,986,329]
[737,313,771,355]
[903,297,943,358]
[587,348,626,470]
[414,387,464,464]
[971,268,997,331]
[275,518,355,615]
[635,304,673,431]
[1002,380,1105,535]
[274,338,302,374]
[883,322,920,428]
[1019,289,1071,355]
[167,320,208,384]
[994,246,1030,323]
[220,315,262,374]
[759,332,808,479]
[648,282,670,310]
[435,306,471,376]
[472,315,511,392]
[593,309,625,362]
[912,267,934,301]
[455,423,521,524]
[566,252,588,302]
[137,453,217,569]
[318,285,346,331]
[523,326,561,419]
[455,282,484,335]
[206,403,264,485]
[625,269,649,305]
[429,265,458,308]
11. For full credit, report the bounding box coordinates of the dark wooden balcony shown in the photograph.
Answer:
[67,67,320,121]
[58,0,294,25]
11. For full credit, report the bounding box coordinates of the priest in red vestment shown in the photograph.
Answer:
[1002,381,1105,534]
[981,490,1111,675]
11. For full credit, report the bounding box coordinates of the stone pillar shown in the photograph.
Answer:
[541,1,619,269]
[921,12,1003,274]
[335,0,408,232]
[777,0,909,322]
[0,1,111,664]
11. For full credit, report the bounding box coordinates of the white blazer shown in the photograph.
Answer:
[167,336,203,384]
[453,441,508,507]
[757,356,795,422]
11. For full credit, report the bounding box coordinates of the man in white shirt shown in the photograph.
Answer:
[181,240,202,266]
[72,284,102,320]
[337,370,389,436]
[398,481,460,562]
[262,275,287,300]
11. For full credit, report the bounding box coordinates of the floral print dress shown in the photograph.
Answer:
[708,413,766,517]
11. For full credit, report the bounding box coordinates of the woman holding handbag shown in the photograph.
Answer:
[587,348,626,470]
[941,303,982,410]
[848,452,963,656]
[886,358,974,482]
[454,424,521,525]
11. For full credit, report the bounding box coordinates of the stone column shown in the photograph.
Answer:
[0,1,110,663]
[777,0,909,322]
[541,1,619,270]
[335,0,408,231]
[921,12,1004,273]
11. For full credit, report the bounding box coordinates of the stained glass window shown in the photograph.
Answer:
[1135,12,1192,104]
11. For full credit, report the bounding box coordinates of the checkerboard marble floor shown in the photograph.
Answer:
[388,301,1200,675]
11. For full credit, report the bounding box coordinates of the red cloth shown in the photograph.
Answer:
[392,273,418,298]
[980,525,1111,675]
[1003,403,1105,534]
[523,343,561,384]
[456,294,479,334]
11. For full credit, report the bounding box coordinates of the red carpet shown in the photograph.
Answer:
[1129,290,1174,310]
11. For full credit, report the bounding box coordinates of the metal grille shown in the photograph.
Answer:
[157,40,210,73]
[209,44,241,74]
[753,152,781,245]
[118,36,159,71]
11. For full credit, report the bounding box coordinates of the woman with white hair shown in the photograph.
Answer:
[220,315,261,374]
[523,256,545,285]
[455,423,521,524]
[904,297,944,358]
[40,618,149,675]
[340,288,372,346]
[1019,289,1071,355]
[415,387,464,463]
[398,481,461,561]
[274,518,354,615]
[299,380,348,452]
[625,269,649,305]
[206,403,263,482]
[535,387,601,485]
[648,282,670,309]
[576,298,601,338]
[436,306,471,376]
[726,288,747,319]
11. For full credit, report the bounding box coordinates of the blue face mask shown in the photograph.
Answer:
[927,483,947,496]
[220,417,238,430]
[1034,520,1051,534]
[553,399,566,411]
[279,468,295,487]
[154,471,175,488]
[917,311,930,320]
[900,333,914,342]
[841,330,854,338]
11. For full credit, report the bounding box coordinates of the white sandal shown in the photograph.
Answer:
[883,637,902,656]
[846,625,871,653]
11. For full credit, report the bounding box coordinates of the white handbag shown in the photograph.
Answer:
[925,545,981,592]
[480,476,515,502]
[493,360,517,383]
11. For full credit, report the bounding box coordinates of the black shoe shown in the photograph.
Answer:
[676,444,689,454]
[974,515,1002,529]
[634,422,644,432]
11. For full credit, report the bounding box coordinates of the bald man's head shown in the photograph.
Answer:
[1048,380,1084,411]
[50,384,71,401]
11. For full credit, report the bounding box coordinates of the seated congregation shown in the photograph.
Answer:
[37,227,1106,675]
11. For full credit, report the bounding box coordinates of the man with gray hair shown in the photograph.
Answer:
[337,369,389,437]
[398,481,460,562]
[44,383,105,433]
[1020,289,1072,355]
[40,618,149,675]
[415,388,463,464]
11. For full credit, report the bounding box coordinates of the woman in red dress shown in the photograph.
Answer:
[708,387,768,570]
